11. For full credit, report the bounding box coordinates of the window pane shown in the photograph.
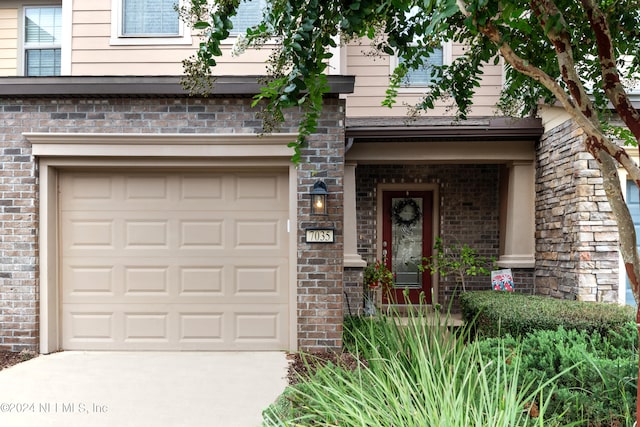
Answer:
[26,49,61,76]
[229,0,265,34]
[400,47,443,86]
[25,7,61,44]
[123,0,179,35]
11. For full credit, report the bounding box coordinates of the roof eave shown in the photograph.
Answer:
[0,75,355,98]
[346,117,544,142]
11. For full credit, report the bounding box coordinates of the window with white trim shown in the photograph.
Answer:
[24,6,62,76]
[122,0,180,37]
[111,0,191,45]
[393,42,452,89]
[229,0,266,35]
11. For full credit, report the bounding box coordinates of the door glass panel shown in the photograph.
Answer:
[391,197,423,288]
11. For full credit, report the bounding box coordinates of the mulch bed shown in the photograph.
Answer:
[0,350,26,371]
[286,351,365,385]
[0,350,37,371]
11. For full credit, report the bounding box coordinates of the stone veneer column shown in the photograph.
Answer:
[535,119,619,301]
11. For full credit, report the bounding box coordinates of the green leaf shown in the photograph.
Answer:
[193,21,210,30]
[383,46,395,56]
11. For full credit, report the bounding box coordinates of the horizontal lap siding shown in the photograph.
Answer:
[345,40,504,118]
[71,4,272,75]
[0,8,17,76]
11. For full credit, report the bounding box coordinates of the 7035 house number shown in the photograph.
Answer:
[305,228,335,243]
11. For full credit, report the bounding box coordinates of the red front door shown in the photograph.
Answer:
[382,191,433,305]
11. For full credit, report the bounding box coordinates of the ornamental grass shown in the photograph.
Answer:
[263,307,575,426]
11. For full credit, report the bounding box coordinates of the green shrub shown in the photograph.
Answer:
[460,291,635,338]
[477,325,637,426]
[264,310,571,426]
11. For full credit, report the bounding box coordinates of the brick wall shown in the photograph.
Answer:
[297,98,345,351]
[343,267,364,316]
[0,96,346,352]
[0,108,38,352]
[355,164,502,309]
[536,119,619,301]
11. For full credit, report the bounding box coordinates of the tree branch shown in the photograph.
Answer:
[580,0,640,142]
[479,6,640,188]
[476,4,640,299]
[528,0,640,181]
[530,0,597,123]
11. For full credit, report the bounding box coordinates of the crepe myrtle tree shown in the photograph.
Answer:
[181,0,640,416]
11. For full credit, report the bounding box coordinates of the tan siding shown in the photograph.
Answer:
[345,39,503,118]
[70,3,270,76]
[0,8,17,76]
[73,23,111,37]
[72,10,111,24]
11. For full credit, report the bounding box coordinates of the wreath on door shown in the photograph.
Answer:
[392,198,421,227]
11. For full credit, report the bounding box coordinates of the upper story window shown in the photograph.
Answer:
[24,6,62,76]
[394,42,452,89]
[122,0,179,36]
[111,0,191,45]
[229,0,266,35]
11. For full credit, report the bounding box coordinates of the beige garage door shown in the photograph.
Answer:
[60,170,290,350]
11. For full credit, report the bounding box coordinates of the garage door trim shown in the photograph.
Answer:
[33,133,298,354]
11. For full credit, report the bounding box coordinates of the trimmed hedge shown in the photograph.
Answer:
[460,291,635,338]
[477,325,637,425]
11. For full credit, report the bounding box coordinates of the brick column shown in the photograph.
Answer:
[296,98,345,351]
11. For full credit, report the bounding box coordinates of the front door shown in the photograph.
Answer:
[382,191,433,305]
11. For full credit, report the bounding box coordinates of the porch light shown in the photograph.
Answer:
[310,180,328,215]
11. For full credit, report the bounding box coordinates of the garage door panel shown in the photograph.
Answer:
[61,170,290,351]
[124,175,170,200]
[64,258,287,302]
[61,173,286,212]
[64,219,115,249]
[179,266,224,295]
[179,175,224,201]
[235,219,282,248]
[62,213,287,255]
[64,266,116,294]
[124,266,170,295]
[66,311,114,341]
[63,304,289,350]
[180,220,224,248]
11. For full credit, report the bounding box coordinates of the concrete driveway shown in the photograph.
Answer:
[0,351,289,427]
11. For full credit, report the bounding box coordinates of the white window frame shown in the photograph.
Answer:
[227,0,266,36]
[390,41,452,93]
[110,0,192,46]
[22,5,63,77]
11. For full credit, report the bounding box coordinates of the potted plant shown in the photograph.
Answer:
[364,259,394,289]
[363,260,394,315]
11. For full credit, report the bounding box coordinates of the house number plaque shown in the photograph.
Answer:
[305,228,335,243]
